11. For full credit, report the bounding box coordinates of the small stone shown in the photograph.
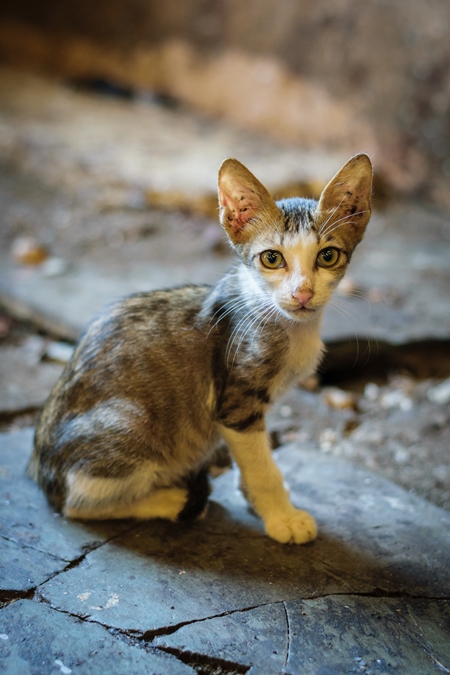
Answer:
[322,387,357,411]
[380,390,406,409]
[11,236,49,265]
[364,383,379,401]
[54,659,72,674]
[280,405,293,418]
[45,341,75,364]
[319,428,338,451]
[427,378,450,405]
[300,375,320,391]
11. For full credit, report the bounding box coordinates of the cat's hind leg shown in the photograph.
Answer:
[63,466,210,522]
[64,485,189,521]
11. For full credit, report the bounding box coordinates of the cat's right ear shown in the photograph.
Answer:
[218,159,279,244]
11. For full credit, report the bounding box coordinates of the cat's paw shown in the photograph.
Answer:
[265,508,317,544]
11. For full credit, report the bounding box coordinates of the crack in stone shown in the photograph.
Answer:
[4,591,449,673]
[281,601,290,674]
[139,601,281,642]
[155,645,250,674]
[0,524,141,604]
[0,533,70,564]
[0,588,35,609]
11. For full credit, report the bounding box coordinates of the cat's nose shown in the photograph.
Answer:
[292,289,314,307]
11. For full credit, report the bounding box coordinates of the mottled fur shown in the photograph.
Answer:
[29,154,372,544]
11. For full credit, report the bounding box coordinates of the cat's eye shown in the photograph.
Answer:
[317,247,340,268]
[260,250,285,269]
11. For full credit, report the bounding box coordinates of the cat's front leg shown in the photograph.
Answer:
[219,426,317,544]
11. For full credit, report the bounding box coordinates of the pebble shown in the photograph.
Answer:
[319,428,338,451]
[11,236,49,265]
[54,660,72,675]
[364,383,380,401]
[45,341,75,364]
[322,387,357,411]
[279,405,293,418]
[427,377,450,405]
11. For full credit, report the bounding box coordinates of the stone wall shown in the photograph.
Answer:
[0,0,449,204]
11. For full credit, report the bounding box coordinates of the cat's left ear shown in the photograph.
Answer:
[316,153,373,245]
[218,158,279,244]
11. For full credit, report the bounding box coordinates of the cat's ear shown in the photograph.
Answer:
[218,159,279,243]
[316,153,373,245]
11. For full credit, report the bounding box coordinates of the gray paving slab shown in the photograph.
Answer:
[153,603,288,674]
[1,429,450,673]
[37,447,450,629]
[0,340,63,412]
[1,199,449,345]
[153,597,450,674]
[0,537,66,593]
[0,429,137,574]
[0,599,196,675]
[283,596,450,674]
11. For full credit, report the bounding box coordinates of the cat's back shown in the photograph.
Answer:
[72,284,212,366]
[34,285,215,447]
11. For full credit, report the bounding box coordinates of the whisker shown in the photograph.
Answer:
[226,302,268,366]
[207,296,250,336]
[318,196,346,236]
[227,299,275,367]
[320,209,370,239]
[328,295,377,366]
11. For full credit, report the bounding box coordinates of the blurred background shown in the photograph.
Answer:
[0,1,449,509]
[0,0,449,204]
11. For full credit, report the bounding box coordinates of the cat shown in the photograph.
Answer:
[28,153,372,544]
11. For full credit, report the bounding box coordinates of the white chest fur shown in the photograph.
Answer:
[270,317,324,400]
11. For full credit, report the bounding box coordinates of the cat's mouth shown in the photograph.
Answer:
[281,304,317,321]
[293,306,316,315]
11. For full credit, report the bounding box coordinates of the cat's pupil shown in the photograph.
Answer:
[267,251,278,264]
[323,249,333,261]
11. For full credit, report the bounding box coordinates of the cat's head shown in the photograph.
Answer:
[218,154,372,323]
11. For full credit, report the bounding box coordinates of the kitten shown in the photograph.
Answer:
[28,154,372,544]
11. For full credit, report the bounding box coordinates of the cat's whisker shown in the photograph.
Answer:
[320,209,370,239]
[337,287,367,300]
[227,299,275,367]
[227,300,273,360]
[226,303,266,365]
[328,295,377,366]
[207,296,250,336]
[248,304,280,355]
[318,196,346,235]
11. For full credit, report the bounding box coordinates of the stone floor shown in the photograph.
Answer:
[1,67,450,673]
[1,429,450,674]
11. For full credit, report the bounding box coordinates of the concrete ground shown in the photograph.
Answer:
[1,67,450,674]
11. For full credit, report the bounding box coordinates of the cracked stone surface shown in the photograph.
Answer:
[1,429,449,673]
[0,600,195,674]
[0,429,137,584]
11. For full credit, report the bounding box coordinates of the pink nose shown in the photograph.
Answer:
[292,289,313,306]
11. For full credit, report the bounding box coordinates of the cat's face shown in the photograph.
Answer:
[218,155,373,323]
